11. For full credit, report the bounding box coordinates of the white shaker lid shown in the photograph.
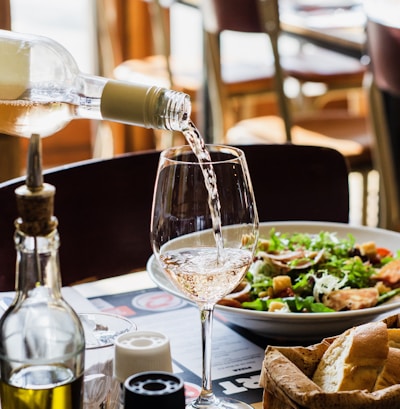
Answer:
[114,330,173,383]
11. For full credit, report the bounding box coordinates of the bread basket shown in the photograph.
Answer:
[260,314,400,409]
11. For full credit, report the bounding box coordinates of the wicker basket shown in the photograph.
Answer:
[260,314,400,409]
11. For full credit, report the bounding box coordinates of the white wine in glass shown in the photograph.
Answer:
[151,144,259,409]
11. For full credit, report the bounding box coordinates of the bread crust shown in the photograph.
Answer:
[312,322,388,392]
[261,315,400,409]
[387,328,400,348]
[374,347,400,391]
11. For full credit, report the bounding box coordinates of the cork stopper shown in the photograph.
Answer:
[14,134,57,236]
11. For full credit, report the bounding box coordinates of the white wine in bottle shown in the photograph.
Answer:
[0,29,191,138]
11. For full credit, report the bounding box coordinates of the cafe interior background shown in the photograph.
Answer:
[0,0,395,228]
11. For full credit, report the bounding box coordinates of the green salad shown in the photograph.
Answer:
[221,229,400,313]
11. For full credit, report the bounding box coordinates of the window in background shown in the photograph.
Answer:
[10,0,98,168]
[170,3,202,69]
[10,0,97,74]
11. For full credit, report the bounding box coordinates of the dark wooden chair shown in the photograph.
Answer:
[237,144,349,224]
[202,0,369,153]
[203,0,370,222]
[365,12,400,231]
[0,150,161,291]
[0,144,349,291]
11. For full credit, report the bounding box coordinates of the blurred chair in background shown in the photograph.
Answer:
[112,0,202,148]
[278,0,367,113]
[201,0,368,139]
[113,0,279,148]
[365,6,400,231]
[114,0,200,100]
[202,0,286,140]
[202,0,372,224]
[96,0,160,153]
[283,44,366,113]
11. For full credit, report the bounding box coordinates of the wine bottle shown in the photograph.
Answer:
[0,29,191,138]
[0,135,85,409]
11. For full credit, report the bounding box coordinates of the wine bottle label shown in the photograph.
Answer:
[101,80,155,127]
[0,40,29,99]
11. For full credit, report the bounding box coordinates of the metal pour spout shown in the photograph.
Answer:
[26,133,44,192]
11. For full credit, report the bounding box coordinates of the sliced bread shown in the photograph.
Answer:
[387,328,400,348]
[374,347,400,391]
[312,321,388,392]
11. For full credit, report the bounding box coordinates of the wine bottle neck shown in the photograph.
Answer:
[67,74,192,131]
[100,80,191,131]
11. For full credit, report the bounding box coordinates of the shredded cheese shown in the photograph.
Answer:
[312,272,349,302]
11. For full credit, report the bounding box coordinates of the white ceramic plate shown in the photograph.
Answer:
[147,221,400,342]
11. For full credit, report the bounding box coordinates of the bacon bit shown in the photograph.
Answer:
[274,287,295,298]
[217,298,243,308]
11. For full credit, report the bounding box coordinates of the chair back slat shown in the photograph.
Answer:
[202,0,262,34]
[202,0,292,142]
[367,19,400,97]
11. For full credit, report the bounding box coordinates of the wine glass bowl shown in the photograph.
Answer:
[151,144,259,409]
[159,228,255,305]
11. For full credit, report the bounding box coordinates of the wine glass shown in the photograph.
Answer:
[150,144,259,409]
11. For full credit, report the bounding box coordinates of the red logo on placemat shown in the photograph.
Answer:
[131,291,187,311]
[102,305,136,317]
[184,382,201,403]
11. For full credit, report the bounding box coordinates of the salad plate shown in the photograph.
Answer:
[146,221,400,342]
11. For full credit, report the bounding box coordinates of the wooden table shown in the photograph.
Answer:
[178,0,366,60]
[279,6,366,59]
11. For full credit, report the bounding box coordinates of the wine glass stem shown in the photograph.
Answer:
[195,304,219,407]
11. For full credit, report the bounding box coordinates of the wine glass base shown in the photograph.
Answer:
[186,397,254,409]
